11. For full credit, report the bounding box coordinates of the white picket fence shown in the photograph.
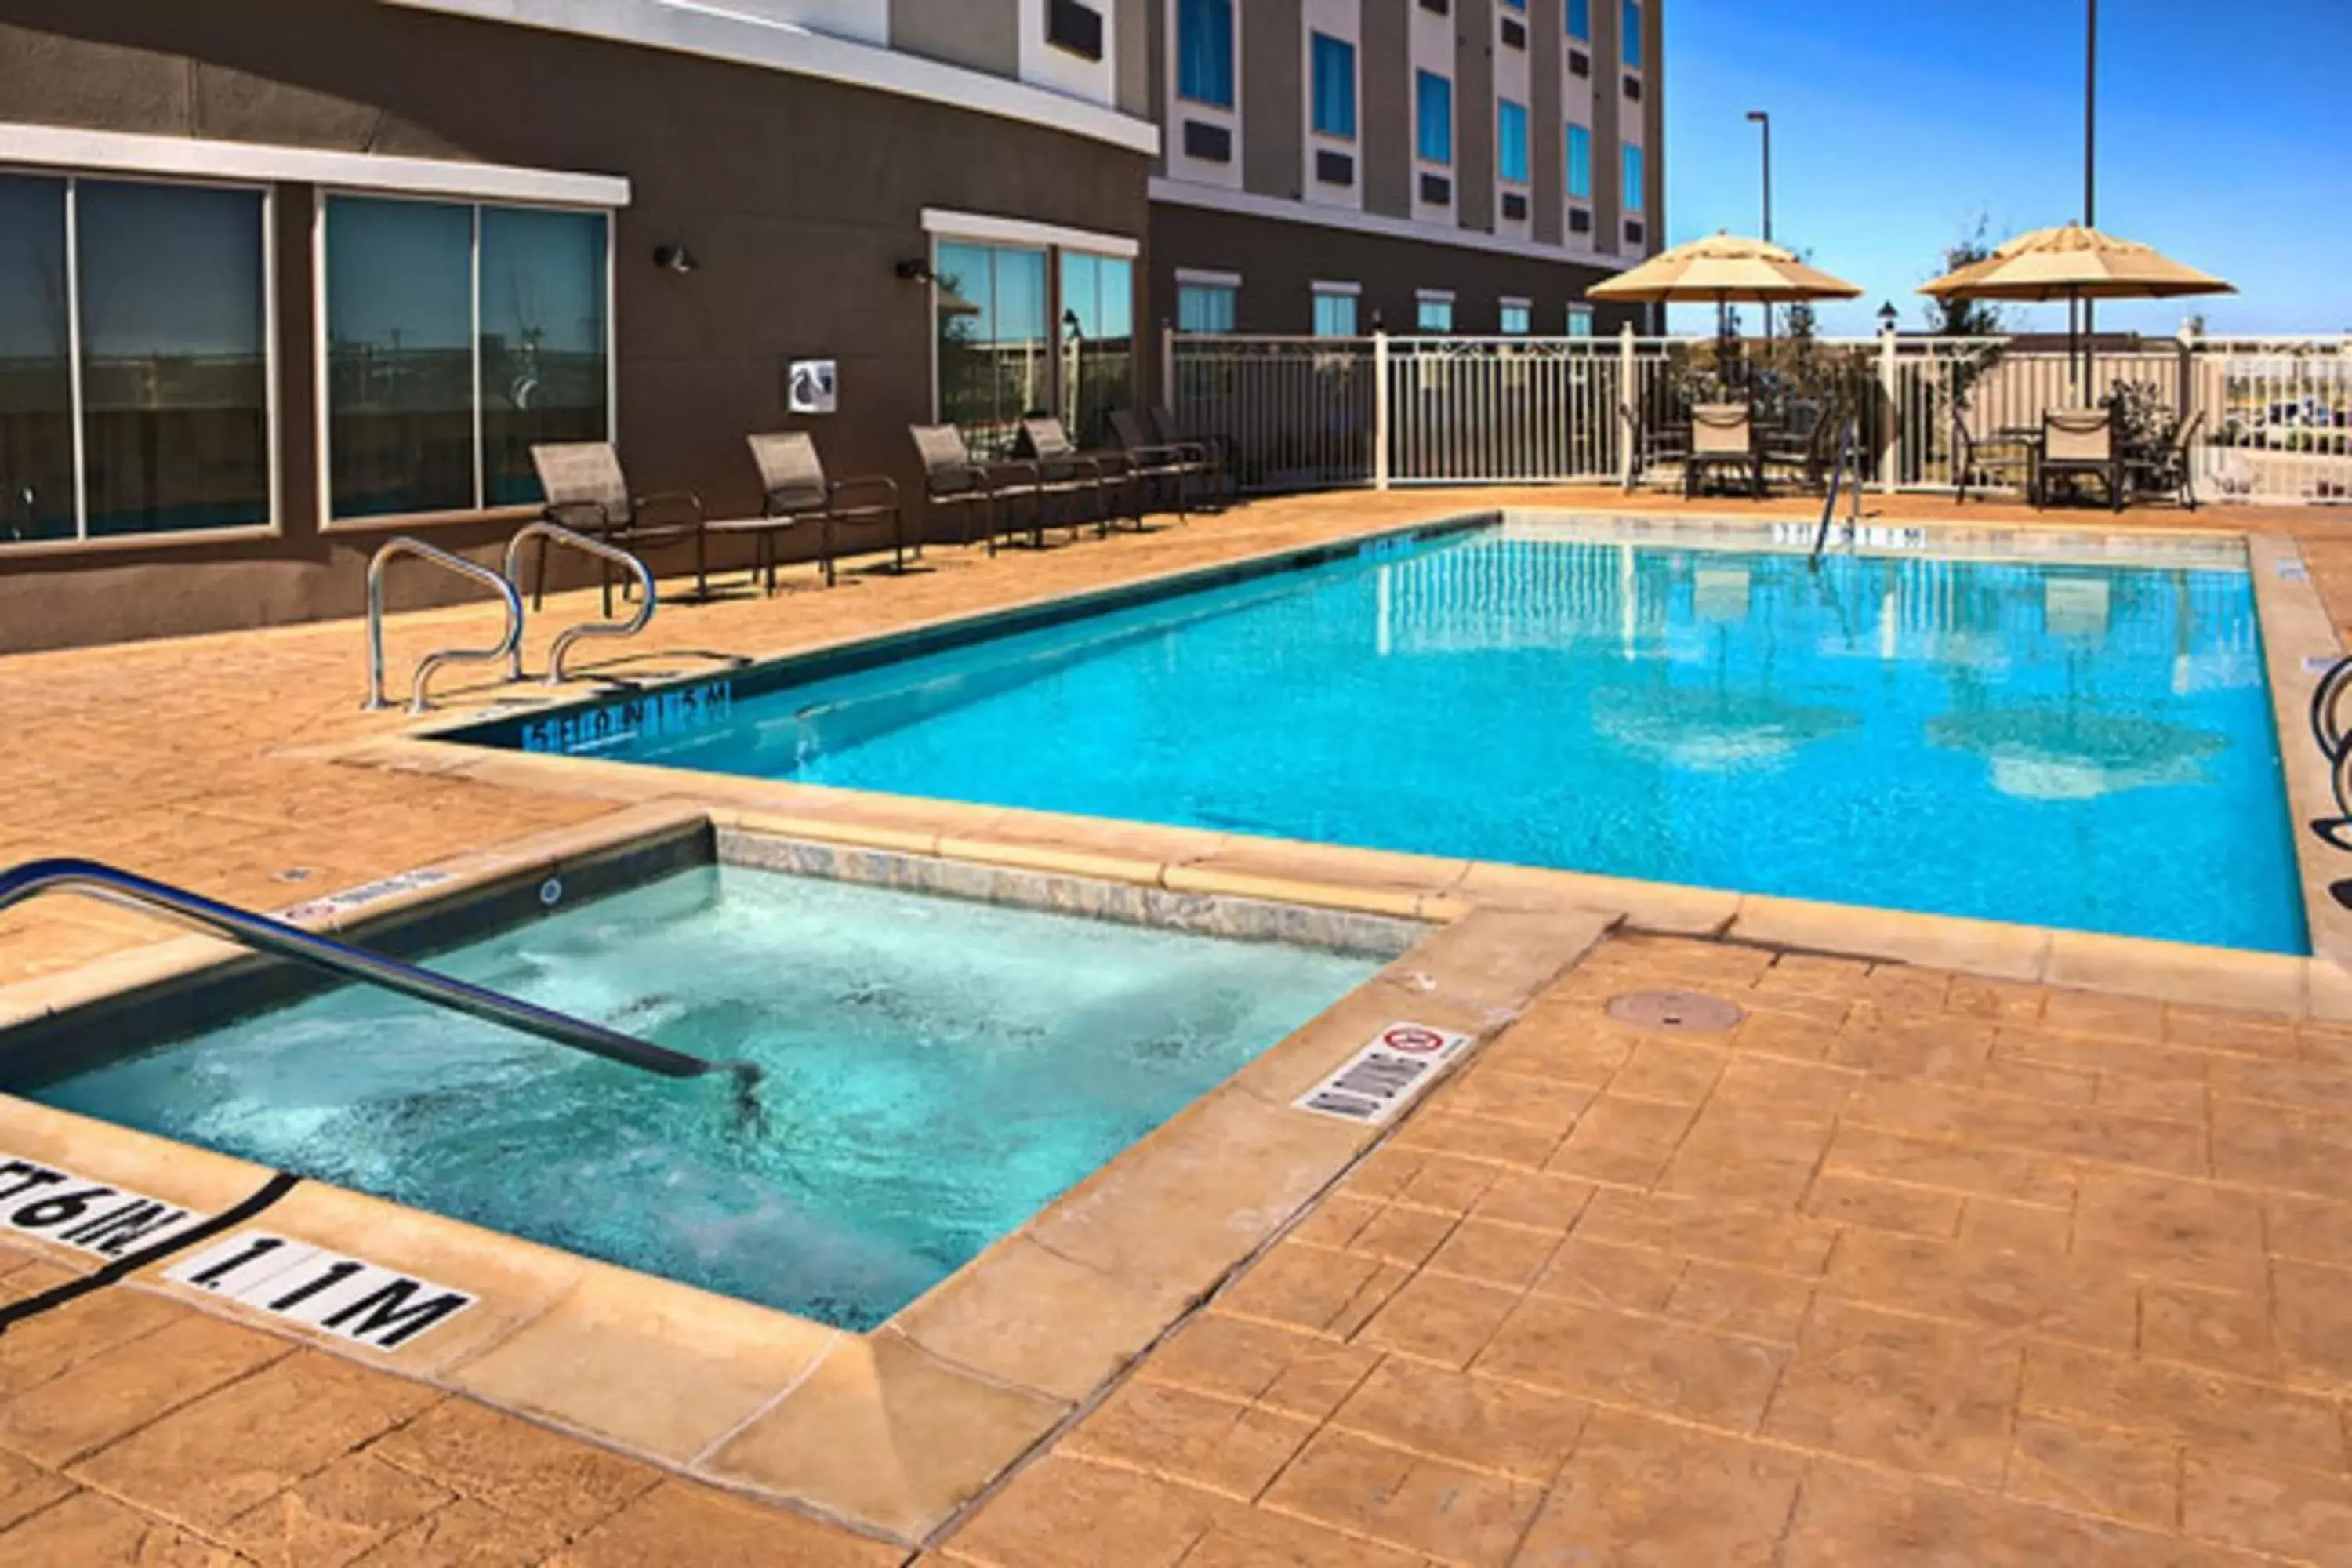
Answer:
[1165,328,2352,506]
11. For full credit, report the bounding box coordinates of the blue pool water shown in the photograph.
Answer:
[497,526,2303,953]
[26,866,1381,1328]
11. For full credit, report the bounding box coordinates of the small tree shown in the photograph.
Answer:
[1925,216,2005,338]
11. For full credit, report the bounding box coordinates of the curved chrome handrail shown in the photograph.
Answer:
[1810,419,1861,567]
[365,539,525,714]
[2312,653,2352,764]
[503,523,658,685]
[0,858,760,1094]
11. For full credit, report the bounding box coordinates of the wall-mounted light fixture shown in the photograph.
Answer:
[653,244,698,274]
[895,257,935,283]
[1877,299,1900,335]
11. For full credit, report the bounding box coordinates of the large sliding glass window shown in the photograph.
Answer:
[0,176,74,543]
[1416,71,1454,165]
[1060,250,1134,446]
[1567,123,1594,200]
[1568,0,1591,41]
[1624,143,1646,213]
[324,195,609,520]
[1497,100,1531,185]
[0,174,272,546]
[1310,34,1357,140]
[1176,0,1235,107]
[935,240,1050,457]
[1621,0,1644,67]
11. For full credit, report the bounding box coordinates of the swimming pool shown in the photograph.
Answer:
[467,521,2305,953]
[19,860,1385,1329]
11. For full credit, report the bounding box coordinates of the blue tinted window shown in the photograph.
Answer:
[1623,143,1646,212]
[1417,296,1453,333]
[1498,100,1530,184]
[1566,123,1593,200]
[1312,290,1356,337]
[1310,33,1356,140]
[1177,0,1235,107]
[1178,284,1235,334]
[0,176,73,541]
[1568,0,1591,40]
[1500,302,1531,335]
[478,206,610,506]
[1416,71,1453,165]
[325,196,475,518]
[1622,0,1643,67]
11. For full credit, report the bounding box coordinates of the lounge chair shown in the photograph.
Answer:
[1108,408,1201,523]
[1014,416,1141,536]
[2124,410,2204,510]
[1148,405,1235,506]
[739,432,904,590]
[528,442,706,614]
[1685,403,1763,499]
[1951,412,2034,505]
[2034,407,2124,510]
[909,425,1058,555]
[1761,398,1838,492]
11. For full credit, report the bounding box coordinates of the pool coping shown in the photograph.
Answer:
[0,804,1609,1547]
[325,503,2350,1020]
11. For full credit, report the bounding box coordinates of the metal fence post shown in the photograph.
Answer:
[1160,321,1177,413]
[1617,323,1637,488]
[1374,328,1392,492]
[1878,323,1901,493]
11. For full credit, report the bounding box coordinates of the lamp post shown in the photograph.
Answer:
[1746,109,1772,345]
[2081,0,2098,386]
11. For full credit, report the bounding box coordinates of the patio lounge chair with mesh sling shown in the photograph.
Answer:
[2034,406,2125,510]
[910,425,1054,555]
[1685,403,1763,499]
[1148,405,1235,506]
[738,432,905,590]
[2124,410,2204,510]
[1109,408,1200,523]
[528,442,707,615]
[1015,416,1141,537]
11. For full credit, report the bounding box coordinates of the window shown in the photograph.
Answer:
[1566,123,1593,200]
[1567,0,1591,41]
[1061,250,1134,445]
[1415,71,1453,165]
[1177,0,1235,108]
[1567,304,1595,337]
[1623,143,1646,212]
[1500,299,1532,335]
[1416,292,1454,332]
[323,195,609,520]
[1621,0,1643,68]
[1312,287,1358,337]
[1177,282,1236,334]
[1497,100,1530,185]
[0,173,272,546]
[935,240,1049,456]
[1310,33,1356,140]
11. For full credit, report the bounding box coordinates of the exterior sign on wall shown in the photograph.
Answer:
[788,360,840,415]
[1293,1022,1472,1124]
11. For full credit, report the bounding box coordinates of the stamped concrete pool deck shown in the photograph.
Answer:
[5,486,2352,1565]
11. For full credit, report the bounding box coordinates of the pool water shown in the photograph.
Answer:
[521,527,2303,953]
[26,866,1382,1328]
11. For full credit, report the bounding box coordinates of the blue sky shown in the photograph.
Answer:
[1662,0,2352,337]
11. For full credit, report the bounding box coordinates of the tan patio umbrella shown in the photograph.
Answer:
[1919,223,2234,390]
[1590,233,1862,373]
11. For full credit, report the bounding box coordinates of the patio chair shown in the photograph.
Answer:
[1014,416,1142,537]
[1622,401,1690,493]
[1951,412,2034,505]
[2123,410,2205,510]
[909,425,1057,555]
[1148,405,1236,507]
[1685,403,1763,499]
[528,442,706,615]
[736,432,905,591]
[1761,398,1838,492]
[1108,408,1201,523]
[2034,407,2124,510]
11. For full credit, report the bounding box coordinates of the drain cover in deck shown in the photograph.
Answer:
[1606,989,1745,1034]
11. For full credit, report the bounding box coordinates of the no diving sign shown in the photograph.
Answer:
[1294,1022,1472,1125]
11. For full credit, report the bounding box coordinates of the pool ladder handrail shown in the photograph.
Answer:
[503,523,658,685]
[365,538,525,714]
[1809,418,1863,566]
[0,858,759,1091]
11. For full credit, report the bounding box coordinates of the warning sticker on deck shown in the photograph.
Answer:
[1293,1022,1473,1125]
[0,1155,212,1261]
[280,867,455,924]
[164,1233,476,1352]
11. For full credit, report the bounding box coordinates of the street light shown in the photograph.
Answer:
[1745,109,1772,343]
[2081,0,2099,382]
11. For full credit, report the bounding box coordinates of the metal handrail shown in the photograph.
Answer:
[2312,653,2352,764]
[1810,419,1861,565]
[503,523,657,684]
[0,858,761,1098]
[365,539,525,714]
